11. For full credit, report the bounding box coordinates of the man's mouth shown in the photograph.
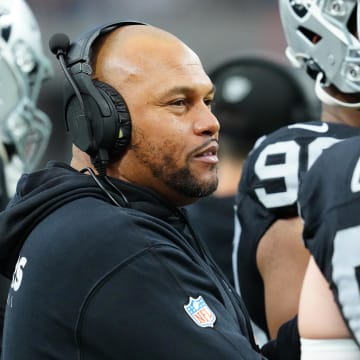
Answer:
[194,143,219,164]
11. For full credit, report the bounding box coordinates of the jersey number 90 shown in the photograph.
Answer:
[254,137,341,208]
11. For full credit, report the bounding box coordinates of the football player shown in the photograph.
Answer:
[233,0,360,341]
[298,135,360,359]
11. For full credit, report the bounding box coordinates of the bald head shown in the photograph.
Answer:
[91,24,203,90]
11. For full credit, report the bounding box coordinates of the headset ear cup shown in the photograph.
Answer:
[65,94,95,153]
[93,80,132,160]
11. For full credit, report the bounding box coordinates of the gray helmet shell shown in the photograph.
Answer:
[0,0,52,171]
[279,0,360,99]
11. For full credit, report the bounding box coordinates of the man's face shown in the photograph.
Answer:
[105,33,220,205]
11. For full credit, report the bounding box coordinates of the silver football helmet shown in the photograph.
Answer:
[0,0,52,179]
[279,0,360,108]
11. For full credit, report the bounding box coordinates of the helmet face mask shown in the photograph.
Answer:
[279,0,360,97]
[0,0,52,174]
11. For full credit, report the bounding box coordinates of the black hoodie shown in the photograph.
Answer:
[0,161,266,359]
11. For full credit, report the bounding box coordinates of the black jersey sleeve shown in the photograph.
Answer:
[237,122,359,218]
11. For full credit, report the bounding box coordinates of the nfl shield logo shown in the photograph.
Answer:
[184,295,216,328]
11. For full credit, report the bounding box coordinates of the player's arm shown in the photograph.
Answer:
[298,257,359,360]
[257,216,310,339]
[299,256,350,338]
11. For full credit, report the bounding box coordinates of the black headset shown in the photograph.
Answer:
[49,21,146,175]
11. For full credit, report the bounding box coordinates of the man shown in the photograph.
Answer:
[0,0,52,207]
[0,21,275,359]
[298,135,360,359]
[0,0,52,353]
[233,0,360,341]
[187,54,316,286]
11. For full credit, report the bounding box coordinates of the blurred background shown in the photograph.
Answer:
[27,0,314,165]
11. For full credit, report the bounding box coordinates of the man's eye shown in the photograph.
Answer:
[204,98,214,107]
[171,99,186,106]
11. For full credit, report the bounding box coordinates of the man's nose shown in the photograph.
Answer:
[193,106,220,136]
